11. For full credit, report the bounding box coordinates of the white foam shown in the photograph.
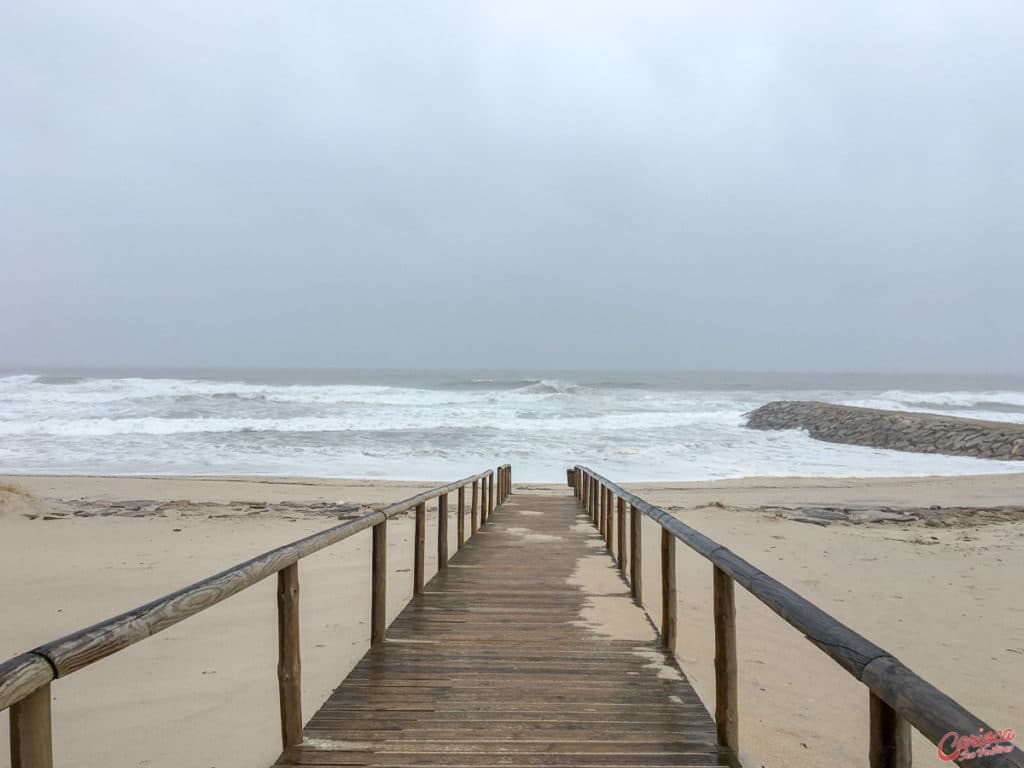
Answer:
[2,374,1023,480]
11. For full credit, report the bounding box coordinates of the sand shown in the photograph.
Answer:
[2,472,1023,767]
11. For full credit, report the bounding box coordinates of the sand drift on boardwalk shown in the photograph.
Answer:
[3,371,1024,480]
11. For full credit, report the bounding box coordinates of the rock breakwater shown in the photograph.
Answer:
[746,401,1024,461]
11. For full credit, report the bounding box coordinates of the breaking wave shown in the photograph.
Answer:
[2,371,1024,480]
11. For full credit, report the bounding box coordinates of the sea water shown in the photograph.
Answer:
[2,369,1024,481]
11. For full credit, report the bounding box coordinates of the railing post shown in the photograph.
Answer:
[616,497,626,572]
[371,520,387,645]
[488,471,495,517]
[457,485,466,549]
[437,493,449,569]
[471,480,479,534]
[414,502,426,594]
[10,682,53,768]
[713,565,738,754]
[605,488,613,550]
[661,529,677,651]
[277,563,302,749]
[630,504,642,601]
[869,692,911,768]
[481,474,488,523]
[598,484,605,534]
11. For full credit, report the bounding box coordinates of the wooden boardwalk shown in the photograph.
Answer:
[274,492,738,768]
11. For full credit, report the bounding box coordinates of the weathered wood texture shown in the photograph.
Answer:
[277,564,302,749]
[9,682,52,768]
[869,691,911,768]
[497,464,511,503]
[276,494,736,768]
[0,655,52,715]
[370,521,387,646]
[661,529,677,652]
[471,480,479,535]
[457,486,466,549]
[605,488,613,549]
[15,471,494,684]
[616,497,626,573]
[437,494,449,569]
[575,465,1024,768]
[480,475,489,523]
[713,566,738,754]
[32,512,383,678]
[630,504,642,601]
[414,503,426,595]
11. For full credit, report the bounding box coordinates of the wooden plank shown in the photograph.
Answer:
[414,502,426,595]
[713,565,738,754]
[661,529,677,652]
[9,682,52,768]
[481,475,489,524]
[630,504,642,601]
[869,691,911,768]
[276,493,734,768]
[471,480,479,535]
[457,485,466,549]
[616,497,626,573]
[605,488,613,550]
[437,494,449,569]
[371,521,387,645]
[277,564,302,749]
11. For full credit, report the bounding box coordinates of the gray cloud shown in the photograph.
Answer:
[2,1,1022,371]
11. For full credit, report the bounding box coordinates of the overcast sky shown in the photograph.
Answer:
[2,1,1022,372]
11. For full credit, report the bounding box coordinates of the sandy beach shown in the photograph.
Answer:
[2,472,1022,768]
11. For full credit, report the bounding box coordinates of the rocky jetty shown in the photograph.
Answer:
[745,401,1024,461]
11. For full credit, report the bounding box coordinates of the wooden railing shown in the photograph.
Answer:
[570,465,1023,768]
[0,465,513,768]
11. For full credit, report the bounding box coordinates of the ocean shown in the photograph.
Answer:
[2,369,1024,481]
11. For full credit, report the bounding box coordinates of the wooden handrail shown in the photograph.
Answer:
[572,465,1023,768]
[1,466,510,766]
